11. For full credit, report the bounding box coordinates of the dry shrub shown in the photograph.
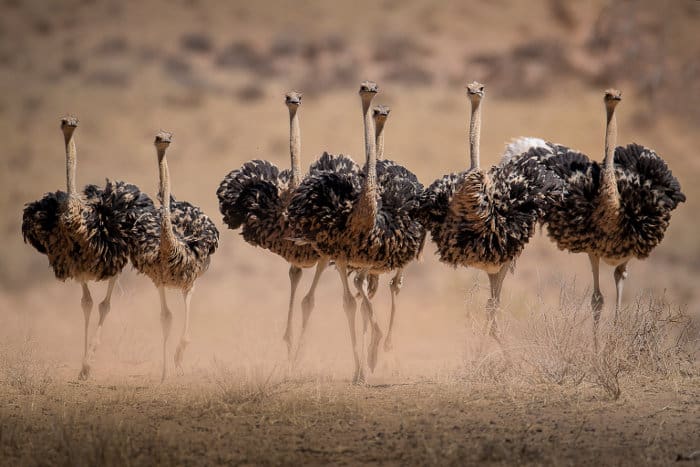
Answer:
[215,41,273,75]
[464,284,697,400]
[518,283,591,386]
[84,69,131,88]
[590,293,697,398]
[235,83,265,102]
[93,37,129,57]
[207,359,285,407]
[0,337,53,395]
[180,32,213,54]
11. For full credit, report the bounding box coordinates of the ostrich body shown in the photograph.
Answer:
[216,91,329,359]
[541,89,685,330]
[419,83,558,335]
[288,81,424,382]
[357,105,425,352]
[130,132,219,381]
[21,117,152,379]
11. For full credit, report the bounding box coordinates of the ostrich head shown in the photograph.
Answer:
[60,116,78,139]
[285,91,302,109]
[604,88,622,109]
[466,81,485,102]
[154,131,173,156]
[372,105,391,125]
[359,80,379,105]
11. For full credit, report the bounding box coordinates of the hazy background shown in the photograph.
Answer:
[1,0,698,379]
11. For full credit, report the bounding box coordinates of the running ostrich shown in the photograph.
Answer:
[130,131,219,381]
[288,81,424,383]
[216,91,328,360]
[359,104,425,352]
[22,116,152,379]
[419,82,558,337]
[541,89,685,333]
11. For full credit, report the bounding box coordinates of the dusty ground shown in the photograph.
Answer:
[1,0,699,465]
[1,371,699,466]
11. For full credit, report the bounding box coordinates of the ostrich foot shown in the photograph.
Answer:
[353,367,366,385]
[283,332,293,361]
[367,324,383,373]
[78,363,91,380]
[174,339,190,369]
[383,335,393,352]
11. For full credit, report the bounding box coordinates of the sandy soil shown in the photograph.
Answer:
[2,370,699,466]
[1,0,699,465]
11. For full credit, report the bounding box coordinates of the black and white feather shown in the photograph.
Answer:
[288,154,424,273]
[22,180,153,281]
[421,149,561,270]
[130,193,219,289]
[543,142,685,260]
[216,159,318,267]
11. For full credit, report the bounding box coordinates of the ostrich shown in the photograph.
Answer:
[130,131,219,381]
[21,116,152,379]
[216,91,328,360]
[541,89,685,334]
[419,82,558,337]
[358,104,425,352]
[288,81,424,383]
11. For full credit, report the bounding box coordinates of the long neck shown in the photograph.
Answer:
[604,104,618,174]
[61,130,86,236]
[65,133,77,196]
[361,98,377,209]
[288,107,302,189]
[158,150,178,250]
[351,98,378,231]
[451,97,485,210]
[375,118,386,160]
[468,98,481,170]
[596,103,621,227]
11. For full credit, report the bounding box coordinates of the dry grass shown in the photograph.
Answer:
[462,286,697,400]
[0,337,54,396]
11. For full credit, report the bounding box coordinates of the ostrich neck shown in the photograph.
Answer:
[596,105,621,228]
[350,98,378,232]
[158,150,178,252]
[62,132,86,236]
[451,98,486,212]
[468,99,481,170]
[375,119,386,160]
[65,135,77,196]
[603,106,618,175]
[289,108,302,189]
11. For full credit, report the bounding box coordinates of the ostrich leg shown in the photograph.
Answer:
[283,266,303,359]
[354,273,378,301]
[485,263,508,341]
[613,261,628,324]
[86,276,118,365]
[353,272,370,367]
[356,270,383,373]
[588,253,603,350]
[159,286,173,382]
[174,286,194,371]
[366,274,379,300]
[78,282,93,380]
[384,269,403,351]
[337,262,363,384]
[294,258,329,363]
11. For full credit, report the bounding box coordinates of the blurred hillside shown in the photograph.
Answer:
[1,0,698,327]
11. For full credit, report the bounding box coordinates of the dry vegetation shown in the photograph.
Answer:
[1,0,699,464]
[1,297,698,465]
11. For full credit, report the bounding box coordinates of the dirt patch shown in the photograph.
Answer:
[1,374,698,466]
